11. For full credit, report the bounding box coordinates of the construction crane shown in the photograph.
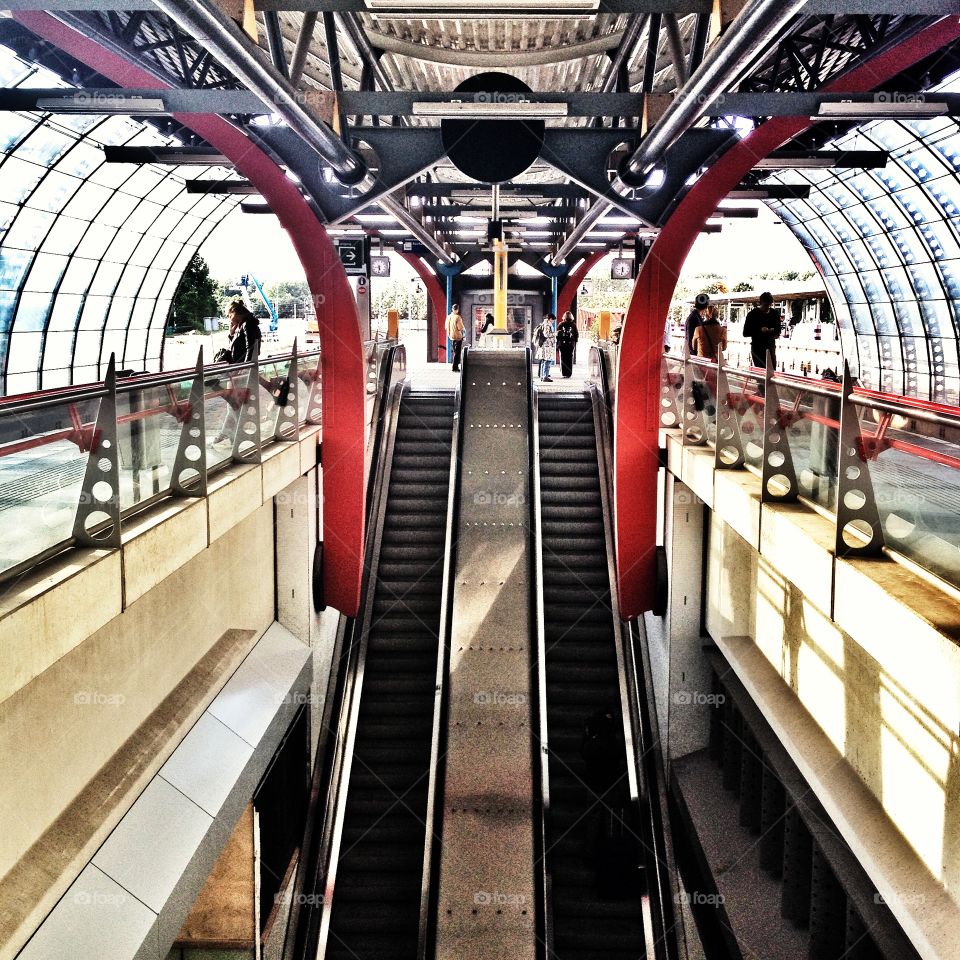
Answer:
[239,274,279,333]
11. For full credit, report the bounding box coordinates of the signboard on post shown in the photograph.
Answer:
[355,274,371,340]
[338,238,368,276]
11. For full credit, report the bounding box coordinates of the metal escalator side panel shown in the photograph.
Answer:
[315,378,411,960]
[588,384,683,960]
[416,357,466,960]
[530,388,555,960]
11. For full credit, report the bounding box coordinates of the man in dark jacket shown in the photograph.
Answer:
[742,292,782,369]
[685,293,711,355]
[556,311,579,378]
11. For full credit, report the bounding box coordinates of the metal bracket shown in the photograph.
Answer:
[232,349,262,465]
[681,351,708,446]
[659,355,682,431]
[73,355,122,550]
[304,354,323,426]
[171,350,208,497]
[273,340,301,441]
[835,363,885,558]
[760,354,799,503]
[714,350,745,470]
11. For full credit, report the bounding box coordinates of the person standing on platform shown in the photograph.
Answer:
[556,310,579,378]
[446,303,465,372]
[742,292,782,369]
[535,313,557,382]
[691,304,727,361]
[685,293,711,354]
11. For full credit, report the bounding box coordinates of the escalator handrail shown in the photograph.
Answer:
[588,383,683,960]
[312,377,409,960]
[284,345,406,960]
[417,351,468,960]
[529,384,554,960]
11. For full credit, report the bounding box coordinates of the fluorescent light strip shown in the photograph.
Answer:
[36,94,167,114]
[815,101,949,120]
[412,100,568,119]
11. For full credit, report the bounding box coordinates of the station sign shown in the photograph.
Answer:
[338,238,368,275]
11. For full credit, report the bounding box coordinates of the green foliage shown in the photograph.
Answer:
[371,279,427,323]
[732,280,754,293]
[171,254,219,332]
[266,280,311,318]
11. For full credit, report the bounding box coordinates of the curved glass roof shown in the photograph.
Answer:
[0,44,243,396]
[764,76,960,405]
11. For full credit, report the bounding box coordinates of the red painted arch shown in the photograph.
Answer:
[557,251,605,318]
[18,11,367,615]
[396,250,448,362]
[614,17,960,617]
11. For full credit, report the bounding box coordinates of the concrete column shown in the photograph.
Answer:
[661,475,714,767]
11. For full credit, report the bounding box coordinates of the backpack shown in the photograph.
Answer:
[533,323,546,348]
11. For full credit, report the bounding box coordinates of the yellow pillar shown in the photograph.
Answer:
[387,308,399,340]
[493,239,509,330]
[598,310,611,340]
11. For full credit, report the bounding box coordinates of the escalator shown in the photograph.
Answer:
[536,392,648,960]
[322,390,456,960]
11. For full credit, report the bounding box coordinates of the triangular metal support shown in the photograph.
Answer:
[171,349,208,497]
[681,346,708,446]
[659,353,682,431]
[232,346,262,465]
[73,354,122,550]
[835,361,885,558]
[304,352,323,427]
[760,352,799,503]
[714,349,745,470]
[273,338,300,442]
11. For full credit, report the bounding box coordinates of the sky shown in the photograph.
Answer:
[196,198,816,288]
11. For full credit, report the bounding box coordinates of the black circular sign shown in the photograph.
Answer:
[441,73,545,184]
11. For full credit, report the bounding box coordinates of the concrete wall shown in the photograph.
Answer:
[656,428,960,957]
[0,429,339,958]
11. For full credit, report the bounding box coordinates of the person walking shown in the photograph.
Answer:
[691,304,727,361]
[556,310,579,378]
[535,313,557,382]
[742,292,782,369]
[685,293,711,355]
[446,303,465,372]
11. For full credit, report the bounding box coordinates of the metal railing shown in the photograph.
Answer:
[660,349,960,592]
[0,345,323,586]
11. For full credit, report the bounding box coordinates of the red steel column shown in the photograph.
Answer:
[396,250,448,362]
[18,12,368,614]
[557,250,604,319]
[614,17,960,617]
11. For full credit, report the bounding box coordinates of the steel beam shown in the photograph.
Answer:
[2,0,956,13]
[289,10,318,85]
[185,179,260,194]
[380,194,454,264]
[553,0,807,264]
[334,10,391,92]
[150,0,366,183]
[263,9,289,79]
[663,12,688,86]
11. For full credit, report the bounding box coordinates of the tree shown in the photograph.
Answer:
[732,281,754,293]
[266,280,311,318]
[171,254,219,332]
